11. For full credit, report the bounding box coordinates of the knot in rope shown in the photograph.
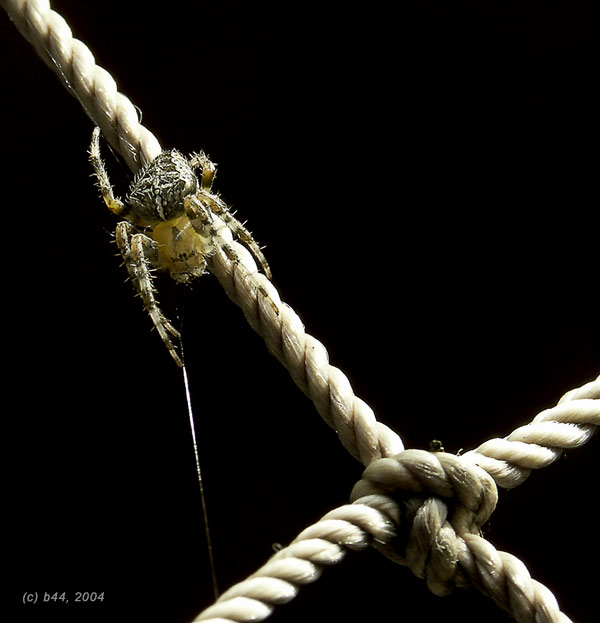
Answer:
[350,448,498,596]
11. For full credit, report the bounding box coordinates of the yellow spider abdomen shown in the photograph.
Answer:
[151,216,214,284]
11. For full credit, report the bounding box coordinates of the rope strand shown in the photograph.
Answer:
[206,219,406,465]
[191,369,598,623]
[462,383,600,488]
[2,0,161,172]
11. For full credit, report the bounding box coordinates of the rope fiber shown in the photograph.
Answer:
[2,0,161,173]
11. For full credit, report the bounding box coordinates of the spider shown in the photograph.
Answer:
[89,127,275,367]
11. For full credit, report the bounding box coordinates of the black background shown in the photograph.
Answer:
[4,1,598,622]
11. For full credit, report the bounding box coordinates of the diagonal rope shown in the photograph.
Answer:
[2,0,162,173]
[2,0,407,466]
[462,388,600,488]
[10,0,594,480]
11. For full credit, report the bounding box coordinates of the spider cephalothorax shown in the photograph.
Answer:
[89,127,273,366]
[127,149,199,222]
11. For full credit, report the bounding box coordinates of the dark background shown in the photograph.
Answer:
[4,1,598,622]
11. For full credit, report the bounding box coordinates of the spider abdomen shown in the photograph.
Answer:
[151,216,214,283]
[89,126,274,365]
[128,150,198,222]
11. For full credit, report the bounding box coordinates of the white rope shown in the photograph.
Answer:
[192,369,599,623]
[194,501,396,622]
[192,507,574,623]
[206,227,600,481]
[4,2,596,479]
[0,0,409,466]
[206,221,406,465]
[2,0,161,173]
[462,377,600,488]
[1,0,407,466]
[14,0,594,480]
[3,2,598,622]
[189,375,597,622]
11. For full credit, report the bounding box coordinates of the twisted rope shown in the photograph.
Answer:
[3,0,406,466]
[2,0,161,172]
[191,376,598,623]
[207,222,406,465]
[3,2,598,622]
[194,501,397,622]
[462,386,600,488]
[207,230,600,482]
[193,496,572,623]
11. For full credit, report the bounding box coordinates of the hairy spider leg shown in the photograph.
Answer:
[115,221,184,366]
[189,151,272,280]
[198,189,272,281]
[89,127,139,222]
[185,196,279,315]
[189,150,217,192]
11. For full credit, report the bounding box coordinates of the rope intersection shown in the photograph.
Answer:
[190,374,598,623]
[3,1,598,622]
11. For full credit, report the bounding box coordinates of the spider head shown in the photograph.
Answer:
[127,149,198,223]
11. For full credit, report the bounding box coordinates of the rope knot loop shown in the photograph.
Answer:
[350,448,498,596]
